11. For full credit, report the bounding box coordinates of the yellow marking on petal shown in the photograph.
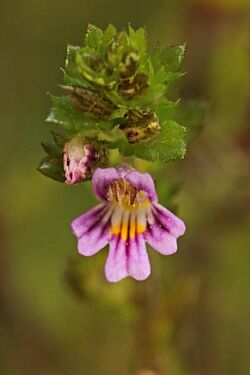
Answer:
[121,211,129,240]
[121,223,128,240]
[137,222,146,234]
[110,224,121,235]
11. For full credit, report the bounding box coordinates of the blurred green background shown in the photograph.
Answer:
[0,0,249,374]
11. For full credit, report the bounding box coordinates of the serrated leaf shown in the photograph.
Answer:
[155,100,178,122]
[65,45,79,75]
[76,48,116,88]
[165,71,185,85]
[46,95,104,135]
[51,131,67,147]
[41,141,62,157]
[128,24,147,53]
[176,100,207,142]
[38,156,65,182]
[110,120,186,162]
[63,45,91,88]
[85,24,103,50]
[102,24,117,49]
[160,44,185,72]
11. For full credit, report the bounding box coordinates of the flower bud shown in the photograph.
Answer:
[63,137,97,185]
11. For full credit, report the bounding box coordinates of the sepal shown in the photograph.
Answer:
[38,156,65,182]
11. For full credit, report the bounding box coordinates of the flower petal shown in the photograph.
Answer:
[153,203,186,237]
[105,236,129,282]
[105,234,151,282]
[127,234,151,280]
[144,203,186,255]
[144,224,178,255]
[71,204,105,237]
[92,168,120,201]
[71,204,111,256]
[124,170,158,203]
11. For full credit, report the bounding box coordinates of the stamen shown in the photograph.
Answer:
[109,178,138,205]
[110,182,119,202]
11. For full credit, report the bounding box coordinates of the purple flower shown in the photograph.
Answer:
[71,165,186,282]
[63,137,96,185]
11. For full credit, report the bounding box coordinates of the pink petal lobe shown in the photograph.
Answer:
[105,236,129,282]
[71,204,111,256]
[105,234,151,282]
[127,235,151,280]
[144,203,186,255]
[92,168,119,201]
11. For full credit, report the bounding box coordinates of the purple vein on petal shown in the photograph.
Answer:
[71,204,106,238]
[78,205,111,239]
[153,203,186,237]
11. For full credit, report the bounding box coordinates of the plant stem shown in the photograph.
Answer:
[130,279,162,375]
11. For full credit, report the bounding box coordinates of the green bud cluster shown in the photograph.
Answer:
[38,24,206,182]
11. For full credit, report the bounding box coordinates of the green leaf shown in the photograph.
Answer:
[102,24,117,50]
[110,120,186,162]
[46,95,102,135]
[41,141,62,157]
[51,131,67,147]
[85,24,103,50]
[155,100,178,122]
[160,44,185,72]
[176,100,207,142]
[63,45,91,88]
[41,131,66,158]
[165,71,185,85]
[65,45,79,77]
[128,24,147,53]
[38,156,65,182]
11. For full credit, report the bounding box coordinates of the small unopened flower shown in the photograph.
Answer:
[63,137,96,185]
[71,165,186,282]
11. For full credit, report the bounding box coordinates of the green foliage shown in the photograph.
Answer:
[39,24,205,181]
[109,120,186,162]
[38,134,65,182]
[47,94,111,135]
[38,156,65,182]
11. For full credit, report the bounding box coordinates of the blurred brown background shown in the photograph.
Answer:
[0,0,249,374]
